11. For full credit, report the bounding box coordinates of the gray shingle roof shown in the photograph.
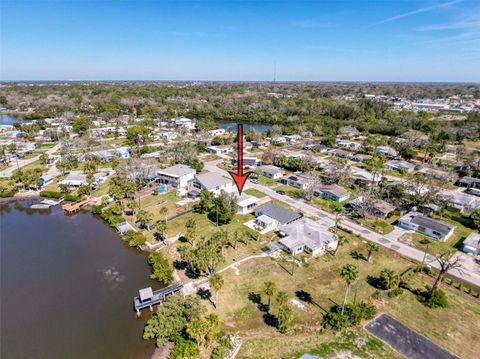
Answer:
[255,203,302,225]
[410,215,454,235]
[158,164,195,177]
[195,172,231,190]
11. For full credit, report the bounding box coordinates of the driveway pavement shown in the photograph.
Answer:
[366,313,459,359]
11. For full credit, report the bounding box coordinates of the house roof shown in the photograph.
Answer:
[237,193,259,207]
[463,233,480,249]
[259,165,282,174]
[195,172,231,190]
[280,218,336,251]
[255,203,302,225]
[158,164,195,178]
[349,197,395,214]
[400,212,454,235]
[139,287,153,301]
[386,160,415,170]
[318,184,349,198]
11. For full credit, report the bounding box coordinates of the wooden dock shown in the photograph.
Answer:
[62,198,90,213]
[133,282,183,314]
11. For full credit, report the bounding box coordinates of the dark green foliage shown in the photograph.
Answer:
[123,230,146,247]
[419,289,448,308]
[40,190,81,202]
[91,204,104,215]
[148,252,174,284]
[387,288,403,298]
[195,190,237,225]
[323,302,377,330]
[169,337,199,359]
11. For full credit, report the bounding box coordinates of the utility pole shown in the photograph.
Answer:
[421,242,430,266]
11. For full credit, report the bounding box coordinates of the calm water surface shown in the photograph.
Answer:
[0,200,155,359]
[0,114,22,125]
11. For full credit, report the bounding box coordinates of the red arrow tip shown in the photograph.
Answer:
[229,171,252,195]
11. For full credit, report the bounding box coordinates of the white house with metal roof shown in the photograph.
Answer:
[397,212,455,241]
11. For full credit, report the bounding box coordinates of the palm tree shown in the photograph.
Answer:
[263,281,277,312]
[366,242,379,263]
[126,199,137,215]
[136,210,153,230]
[333,235,349,256]
[340,264,359,315]
[378,268,400,290]
[276,290,289,314]
[209,272,224,308]
[277,304,293,333]
[331,203,343,235]
[159,206,168,223]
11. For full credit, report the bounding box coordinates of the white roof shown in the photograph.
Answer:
[237,194,259,208]
[256,214,276,224]
[158,164,196,178]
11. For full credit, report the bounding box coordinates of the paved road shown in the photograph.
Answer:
[205,159,480,288]
[366,313,459,359]
[0,143,62,178]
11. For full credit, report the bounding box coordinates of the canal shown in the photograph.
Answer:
[0,199,155,359]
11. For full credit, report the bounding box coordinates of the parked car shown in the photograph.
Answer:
[276,190,286,195]
[250,178,259,184]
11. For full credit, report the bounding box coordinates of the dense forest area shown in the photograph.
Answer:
[1,82,480,141]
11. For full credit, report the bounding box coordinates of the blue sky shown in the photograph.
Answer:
[1,0,479,82]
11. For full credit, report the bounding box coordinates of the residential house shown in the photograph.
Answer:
[336,139,361,150]
[397,212,455,241]
[418,167,455,182]
[156,164,196,194]
[207,129,226,137]
[58,171,107,188]
[462,233,480,255]
[348,197,395,219]
[385,160,415,173]
[39,174,53,187]
[253,203,302,231]
[280,173,309,190]
[207,145,233,155]
[236,193,260,214]
[329,149,353,159]
[457,176,480,189]
[160,132,179,141]
[315,184,350,203]
[175,117,195,130]
[259,165,283,179]
[114,148,131,159]
[283,134,302,143]
[231,156,261,168]
[374,146,398,158]
[278,218,338,257]
[352,154,373,163]
[437,192,479,213]
[188,172,233,196]
[270,136,287,145]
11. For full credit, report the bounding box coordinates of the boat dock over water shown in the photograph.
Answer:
[30,198,64,209]
[62,198,90,213]
[133,282,183,314]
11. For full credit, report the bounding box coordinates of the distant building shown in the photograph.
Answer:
[385,160,415,173]
[348,197,395,219]
[207,145,233,155]
[281,174,309,190]
[175,117,195,130]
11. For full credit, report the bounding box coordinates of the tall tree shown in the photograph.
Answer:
[340,264,359,315]
[209,273,224,308]
[365,242,379,263]
[263,281,277,312]
[429,250,462,296]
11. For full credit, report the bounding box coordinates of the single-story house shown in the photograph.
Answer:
[231,156,261,168]
[437,192,479,213]
[207,129,226,137]
[348,197,395,219]
[175,117,195,130]
[315,184,350,203]
[156,164,196,193]
[457,176,480,189]
[270,136,287,145]
[278,218,338,256]
[280,174,309,190]
[385,160,415,173]
[188,172,233,196]
[283,134,302,143]
[397,212,455,241]
[352,154,373,163]
[253,203,302,231]
[418,167,455,182]
[336,139,361,150]
[462,232,480,255]
[114,148,131,159]
[236,193,260,214]
[329,149,353,159]
[315,144,329,153]
[58,172,107,188]
[207,145,233,155]
[259,165,283,179]
[374,146,398,158]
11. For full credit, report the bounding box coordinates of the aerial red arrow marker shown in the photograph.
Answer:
[229,124,252,195]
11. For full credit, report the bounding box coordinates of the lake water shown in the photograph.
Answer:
[218,121,271,132]
[0,114,21,125]
[0,200,155,359]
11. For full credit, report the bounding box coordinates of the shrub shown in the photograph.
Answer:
[91,204,104,215]
[0,190,15,198]
[123,230,147,247]
[420,289,448,308]
[40,190,63,199]
[388,288,403,298]
[323,302,377,330]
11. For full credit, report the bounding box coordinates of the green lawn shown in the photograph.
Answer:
[208,233,480,359]
[275,184,305,199]
[310,196,347,213]
[259,175,280,186]
[244,188,267,198]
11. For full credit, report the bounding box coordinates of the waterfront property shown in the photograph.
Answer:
[133,282,183,314]
[156,164,196,195]
[188,172,233,196]
[397,212,455,241]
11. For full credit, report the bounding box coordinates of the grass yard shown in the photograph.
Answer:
[244,188,267,198]
[259,175,280,186]
[20,159,46,172]
[275,184,305,199]
[206,233,480,359]
[310,196,347,213]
